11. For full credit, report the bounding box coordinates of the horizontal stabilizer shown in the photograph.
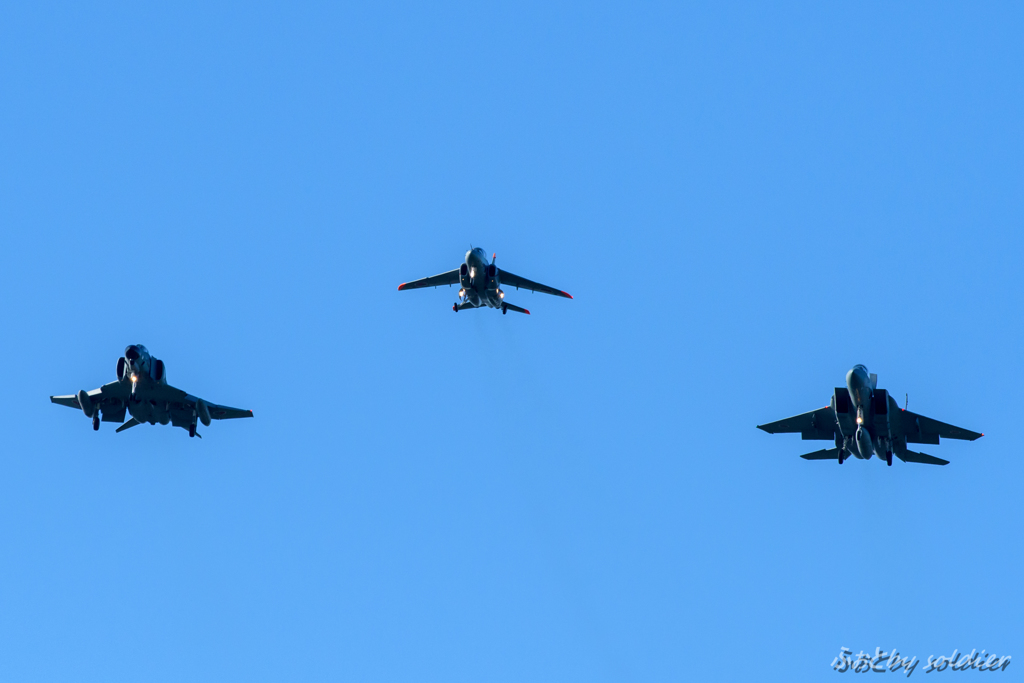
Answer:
[115,418,141,433]
[502,302,530,315]
[897,450,949,466]
[799,448,841,461]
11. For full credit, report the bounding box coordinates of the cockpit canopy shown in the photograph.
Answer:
[125,344,149,362]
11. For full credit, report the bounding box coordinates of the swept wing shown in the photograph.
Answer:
[151,384,253,422]
[51,381,130,422]
[896,407,982,444]
[203,402,254,420]
[756,407,837,441]
[52,381,252,429]
[398,269,460,291]
[497,269,572,298]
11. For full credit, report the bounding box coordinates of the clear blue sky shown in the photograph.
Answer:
[1,2,1021,680]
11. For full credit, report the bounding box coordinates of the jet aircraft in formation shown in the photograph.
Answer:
[398,247,572,315]
[757,365,982,465]
[51,345,253,438]
[46,253,987,465]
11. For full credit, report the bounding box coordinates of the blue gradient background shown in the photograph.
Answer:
[1,2,1021,680]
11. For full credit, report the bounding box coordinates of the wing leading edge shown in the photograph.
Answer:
[897,408,982,443]
[398,269,460,291]
[205,402,254,420]
[51,381,130,422]
[498,269,572,299]
[756,407,837,441]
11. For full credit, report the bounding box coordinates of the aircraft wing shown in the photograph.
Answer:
[204,402,254,420]
[757,407,837,440]
[897,409,982,443]
[497,269,572,299]
[398,269,460,291]
[51,394,83,409]
[51,381,130,409]
[162,385,253,421]
[148,384,253,422]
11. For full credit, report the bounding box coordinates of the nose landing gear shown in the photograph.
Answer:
[886,451,893,466]
[92,413,100,431]
[838,450,845,465]
[501,303,507,315]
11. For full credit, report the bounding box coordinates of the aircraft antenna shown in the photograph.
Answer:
[905,393,908,410]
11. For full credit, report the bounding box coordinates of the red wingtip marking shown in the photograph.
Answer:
[398,283,406,290]
[525,309,531,315]
[562,291,573,299]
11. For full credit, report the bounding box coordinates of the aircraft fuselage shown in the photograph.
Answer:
[757,365,981,466]
[458,247,506,309]
[832,364,895,461]
[122,345,179,426]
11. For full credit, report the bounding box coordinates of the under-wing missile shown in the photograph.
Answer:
[78,390,94,418]
[196,398,212,427]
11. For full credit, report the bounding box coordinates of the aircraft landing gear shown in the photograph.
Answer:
[502,303,507,315]
[886,451,893,466]
[189,423,197,438]
[838,450,844,465]
[453,303,458,313]
[93,413,100,431]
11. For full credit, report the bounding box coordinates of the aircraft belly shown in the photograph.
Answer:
[101,402,127,423]
[171,413,193,428]
[128,398,166,425]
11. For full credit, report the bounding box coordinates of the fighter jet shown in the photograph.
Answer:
[756,365,982,465]
[50,345,253,438]
[398,247,572,314]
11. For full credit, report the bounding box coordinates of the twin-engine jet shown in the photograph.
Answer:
[757,365,982,466]
[398,247,572,314]
[51,345,253,438]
